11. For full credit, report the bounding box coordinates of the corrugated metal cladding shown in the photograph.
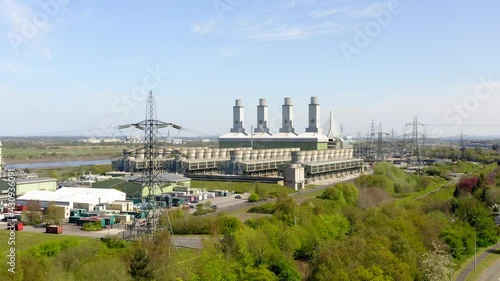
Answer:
[17,187,126,205]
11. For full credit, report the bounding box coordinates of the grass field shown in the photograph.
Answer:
[191,180,297,195]
[0,230,95,256]
[3,145,134,161]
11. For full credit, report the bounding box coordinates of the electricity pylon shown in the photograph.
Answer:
[118,91,181,244]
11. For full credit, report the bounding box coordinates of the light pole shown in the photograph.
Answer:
[474,228,477,271]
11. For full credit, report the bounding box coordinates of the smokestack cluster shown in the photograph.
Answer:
[229,97,323,135]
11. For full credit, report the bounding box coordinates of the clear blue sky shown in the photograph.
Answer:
[1,0,499,138]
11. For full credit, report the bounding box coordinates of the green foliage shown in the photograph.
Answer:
[249,193,261,202]
[249,203,276,214]
[268,258,301,281]
[26,200,42,225]
[355,174,395,193]
[191,243,238,281]
[82,221,102,231]
[452,196,498,247]
[317,183,359,207]
[274,197,297,226]
[129,248,154,280]
[78,258,132,281]
[255,182,268,200]
[171,215,214,234]
[44,201,64,226]
[101,236,126,249]
[26,238,79,257]
[440,220,474,260]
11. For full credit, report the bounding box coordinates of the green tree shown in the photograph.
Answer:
[26,200,42,225]
[44,201,64,226]
[129,248,154,280]
[274,197,297,226]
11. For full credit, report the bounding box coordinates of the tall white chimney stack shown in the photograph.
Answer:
[306,96,322,134]
[230,99,247,134]
[279,97,296,134]
[255,98,270,134]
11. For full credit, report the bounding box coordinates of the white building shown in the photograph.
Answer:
[16,187,126,211]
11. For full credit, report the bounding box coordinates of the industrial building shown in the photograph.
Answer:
[16,187,126,211]
[110,96,363,190]
[91,172,191,198]
[0,177,57,197]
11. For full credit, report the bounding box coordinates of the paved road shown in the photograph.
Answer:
[478,260,500,281]
[457,243,500,281]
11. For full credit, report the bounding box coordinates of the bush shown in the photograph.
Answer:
[27,238,80,257]
[249,203,276,214]
[171,216,215,234]
[248,193,260,202]
[101,236,126,249]
[82,221,102,231]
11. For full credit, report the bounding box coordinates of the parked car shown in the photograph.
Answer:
[210,205,218,209]
[189,205,195,209]
[235,195,242,199]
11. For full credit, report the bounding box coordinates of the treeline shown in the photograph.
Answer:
[426,146,500,164]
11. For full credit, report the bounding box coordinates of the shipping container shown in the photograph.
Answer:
[15,222,24,231]
[46,225,63,234]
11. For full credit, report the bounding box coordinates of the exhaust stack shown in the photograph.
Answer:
[279,97,296,134]
[306,96,322,134]
[255,98,270,134]
[230,99,247,134]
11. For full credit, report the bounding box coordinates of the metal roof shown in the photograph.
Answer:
[122,172,190,183]
[17,187,125,204]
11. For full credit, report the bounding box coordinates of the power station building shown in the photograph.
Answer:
[111,96,363,189]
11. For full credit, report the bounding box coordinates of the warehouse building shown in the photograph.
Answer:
[91,172,191,199]
[16,187,126,212]
[0,177,57,197]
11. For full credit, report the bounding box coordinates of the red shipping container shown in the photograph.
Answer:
[15,222,23,231]
[46,225,63,234]
[15,206,28,212]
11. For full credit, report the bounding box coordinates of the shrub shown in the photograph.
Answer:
[248,203,276,214]
[248,193,260,202]
[82,221,102,231]
[101,236,126,249]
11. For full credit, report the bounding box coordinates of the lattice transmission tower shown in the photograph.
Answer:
[119,91,182,241]
[405,116,424,173]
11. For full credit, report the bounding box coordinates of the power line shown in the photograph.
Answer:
[423,124,500,127]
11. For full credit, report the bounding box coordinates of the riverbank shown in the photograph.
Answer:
[4,155,113,165]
